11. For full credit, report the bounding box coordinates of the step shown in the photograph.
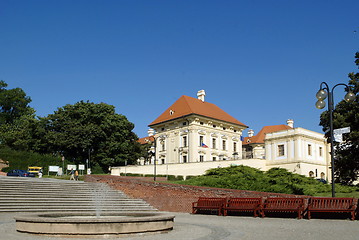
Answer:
[0,176,156,213]
[0,208,156,212]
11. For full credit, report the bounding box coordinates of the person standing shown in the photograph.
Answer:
[75,170,79,181]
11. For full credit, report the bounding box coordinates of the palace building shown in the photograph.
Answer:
[147,90,247,164]
[111,90,330,181]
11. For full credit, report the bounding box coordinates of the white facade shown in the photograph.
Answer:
[151,116,246,165]
[265,127,330,180]
[114,125,330,181]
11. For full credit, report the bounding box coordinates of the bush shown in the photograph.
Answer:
[90,163,105,174]
[166,175,178,181]
[167,175,185,181]
[125,173,143,177]
[179,165,357,196]
[185,175,196,180]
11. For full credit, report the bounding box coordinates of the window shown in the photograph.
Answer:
[213,157,217,161]
[308,144,312,156]
[223,127,226,130]
[200,122,204,125]
[212,138,216,149]
[183,122,187,126]
[161,159,165,164]
[233,142,237,152]
[199,136,204,146]
[161,140,165,151]
[183,136,187,147]
[222,140,226,150]
[278,144,285,156]
[319,147,323,157]
[183,155,187,163]
[213,125,216,128]
[199,155,204,162]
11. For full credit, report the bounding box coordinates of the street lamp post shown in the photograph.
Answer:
[315,82,356,197]
[148,136,157,182]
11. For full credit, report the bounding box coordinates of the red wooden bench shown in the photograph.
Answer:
[223,197,262,217]
[192,197,227,216]
[307,197,357,220]
[262,197,305,219]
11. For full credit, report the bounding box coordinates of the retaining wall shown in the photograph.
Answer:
[85,175,306,213]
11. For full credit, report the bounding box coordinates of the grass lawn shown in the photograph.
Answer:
[42,175,85,181]
[314,191,359,198]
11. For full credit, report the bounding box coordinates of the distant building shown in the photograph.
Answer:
[243,119,330,179]
[243,122,293,159]
[137,129,155,165]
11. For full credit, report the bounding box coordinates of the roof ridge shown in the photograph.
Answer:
[243,124,293,145]
[149,94,247,127]
[182,95,194,112]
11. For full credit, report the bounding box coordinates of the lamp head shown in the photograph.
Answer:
[344,91,356,102]
[316,89,328,101]
[315,100,326,109]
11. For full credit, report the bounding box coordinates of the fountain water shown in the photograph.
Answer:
[91,183,111,217]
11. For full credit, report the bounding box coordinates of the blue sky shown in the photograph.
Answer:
[1,0,358,137]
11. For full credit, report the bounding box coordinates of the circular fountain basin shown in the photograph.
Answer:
[15,212,175,236]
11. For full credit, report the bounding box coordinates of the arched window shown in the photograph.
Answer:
[309,171,314,178]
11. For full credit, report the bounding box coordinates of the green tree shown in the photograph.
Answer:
[319,52,359,184]
[0,80,39,151]
[0,80,33,124]
[41,101,142,173]
[0,113,44,151]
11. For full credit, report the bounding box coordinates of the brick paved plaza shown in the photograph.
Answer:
[1,212,359,240]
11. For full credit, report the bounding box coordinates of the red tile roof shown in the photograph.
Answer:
[243,124,293,145]
[137,136,155,145]
[149,95,247,127]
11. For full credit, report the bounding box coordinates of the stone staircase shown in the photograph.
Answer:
[0,176,157,213]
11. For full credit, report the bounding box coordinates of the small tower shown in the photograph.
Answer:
[248,129,255,138]
[148,128,155,136]
[287,119,294,128]
[197,90,206,102]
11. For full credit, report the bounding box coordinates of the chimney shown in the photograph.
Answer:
[197,90,206,102]
[148,128,155,136]
[248,129,254,138]
[287,119,294,128]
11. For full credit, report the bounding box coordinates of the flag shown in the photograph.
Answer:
[201,143,209,148]
[240,136,244,141]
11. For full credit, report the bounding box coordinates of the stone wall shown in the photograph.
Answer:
[85,175,306,213]
[110,158,266,179]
